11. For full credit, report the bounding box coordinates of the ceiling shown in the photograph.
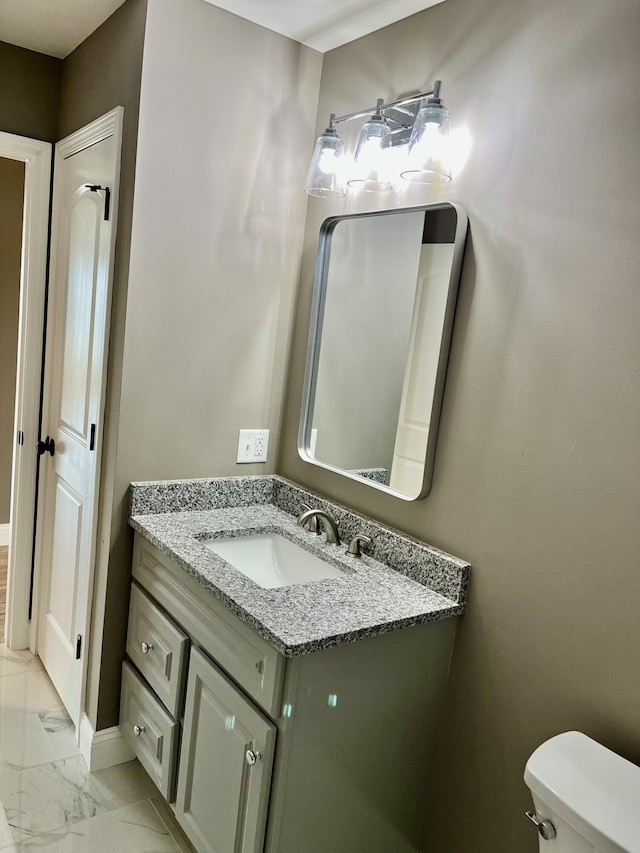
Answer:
[202,0,446,53]
[0,0,126,59]
[0,0,445,59]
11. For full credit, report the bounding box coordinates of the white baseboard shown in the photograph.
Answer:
[79,712,134,772]
[0,524,9,547]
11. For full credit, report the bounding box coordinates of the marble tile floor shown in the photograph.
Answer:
[0,644,192,852]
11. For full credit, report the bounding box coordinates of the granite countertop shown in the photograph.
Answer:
[129,476,470,657]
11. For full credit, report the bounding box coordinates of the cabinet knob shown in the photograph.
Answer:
[245,749,262,766]
[133,724,145,737]
[141,642,153,654]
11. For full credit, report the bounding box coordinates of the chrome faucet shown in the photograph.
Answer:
[297,508,341,546]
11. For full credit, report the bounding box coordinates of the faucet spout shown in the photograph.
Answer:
[297,509,341,546]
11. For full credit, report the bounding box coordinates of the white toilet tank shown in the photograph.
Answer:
[524,731,640,853]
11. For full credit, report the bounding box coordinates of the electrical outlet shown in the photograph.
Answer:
[237,429,269,463]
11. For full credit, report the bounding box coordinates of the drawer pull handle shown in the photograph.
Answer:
[133,724,145,737]
[245,749,262,766]
[141,642,154,654]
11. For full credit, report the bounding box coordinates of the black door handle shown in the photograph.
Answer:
[37,437,55,457]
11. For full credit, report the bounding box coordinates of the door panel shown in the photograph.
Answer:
[48,482,82,639]
[60,194,102,434]
[35,110,122,728]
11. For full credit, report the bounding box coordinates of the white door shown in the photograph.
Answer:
[389,243,454,496]
[0,132,50,653]
[35,109,122,727]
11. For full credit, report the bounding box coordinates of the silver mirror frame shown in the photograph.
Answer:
[298,202,468,501]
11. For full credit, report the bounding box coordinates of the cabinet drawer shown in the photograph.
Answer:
[133,535,284,718]
[127,582,188,718]
[120,662,179,802]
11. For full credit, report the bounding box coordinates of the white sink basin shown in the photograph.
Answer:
[202,532,346,589]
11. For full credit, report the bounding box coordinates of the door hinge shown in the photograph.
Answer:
[89,423,96,451]
[17,430,24,446]
[76,634,82,660]
[85,184,111,221]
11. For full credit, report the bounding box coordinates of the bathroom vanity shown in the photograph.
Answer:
[121,475,469,853]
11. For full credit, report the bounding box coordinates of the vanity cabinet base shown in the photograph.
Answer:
[264,617,456,853]
[124,534,457,853]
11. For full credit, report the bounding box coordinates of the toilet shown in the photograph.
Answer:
[524,731,640,852]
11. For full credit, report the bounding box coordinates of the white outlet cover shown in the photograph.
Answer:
[237,429,269,463]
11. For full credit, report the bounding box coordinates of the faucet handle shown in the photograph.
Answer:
[346,534,372,558]
[299,504,320,535]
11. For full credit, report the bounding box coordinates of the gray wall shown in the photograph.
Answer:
[278,1,640,851]
[54,0,148,729]
[0,158,24,524]
[0,41,61,141]
[94,0,322,728]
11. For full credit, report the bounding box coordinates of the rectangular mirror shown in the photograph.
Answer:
[298,202,468,500]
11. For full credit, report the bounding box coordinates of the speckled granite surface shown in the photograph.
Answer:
[348,467,389,485]
[130,476,274,515]
[129,476,470,657]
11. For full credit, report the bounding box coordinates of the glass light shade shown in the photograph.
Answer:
[347,116,393,192]
[304,129,346,198]
[401,103,452,183]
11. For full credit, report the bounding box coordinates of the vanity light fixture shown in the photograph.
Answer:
[304,81,452,198]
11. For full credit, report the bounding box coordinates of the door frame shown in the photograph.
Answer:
[0,132,52,651]
[32,107,123,725]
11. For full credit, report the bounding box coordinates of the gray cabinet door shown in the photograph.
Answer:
[176,647,276,853]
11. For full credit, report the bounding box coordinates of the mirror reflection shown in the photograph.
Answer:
[299,203,467,500]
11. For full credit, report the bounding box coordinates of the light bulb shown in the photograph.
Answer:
[356,136,383,171]
[318,147,340,174]
[347,114,393,192]
[415,120,446,160]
